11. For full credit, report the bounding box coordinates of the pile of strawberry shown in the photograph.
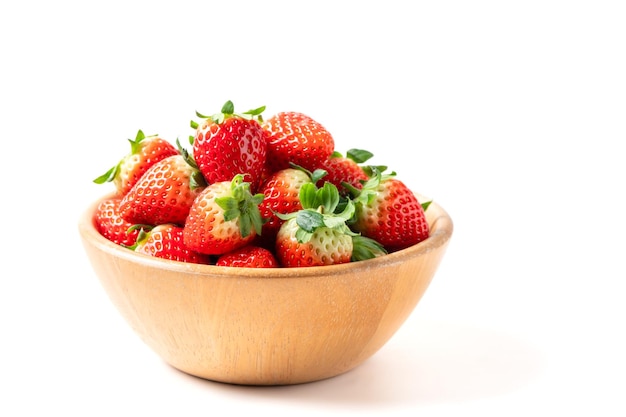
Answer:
[93,101,431,268]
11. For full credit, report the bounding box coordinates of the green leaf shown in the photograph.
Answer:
[216,196,238,211]
[242,105,266,116]
[296,210,324,233]
[309,168,327,184]
[333,198,355,222]
[362,165,388,177]
[322,215,346,229]
[246,204,264,235]
[421,200,432,211]
[299,183,319,210]
[239,213,252,237]
[221,100,235,115]
[190,170,207,190]
[318,182,340,213]
[351,235,387,261]
[295,228,314,243]
[93,165,117,184]
[251,193,265,205]
[346,148,374,163]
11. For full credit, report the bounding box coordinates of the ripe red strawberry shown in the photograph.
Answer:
[317,149,374,196]
[349,169,430,252]
[119,153,207,226]
[93,197,141,247]
[132,224,211,264]
[183,174,265,255]
[275,182,356,267]
[216,245,278,268]
[93,130,179,196]
[256,167,327,245]
[191,100,267,190]
[262,111,335,173]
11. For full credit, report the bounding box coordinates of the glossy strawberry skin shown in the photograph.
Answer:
[257,168,311,243]
[352,178,430,251]
[119,154,206,226]
[216,245,278,268]
[275,217,353,267]
[94,197,140,247]
[262,112,334,173]
[193,117,267,191]
[134,224,211,264]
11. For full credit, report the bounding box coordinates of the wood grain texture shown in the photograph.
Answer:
[78,193,453,385]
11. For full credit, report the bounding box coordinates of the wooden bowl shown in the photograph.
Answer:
[78,194,453,385]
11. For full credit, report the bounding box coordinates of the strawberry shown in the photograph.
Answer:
[191,100,267,191]
[183,174,265,255]
[256,166,327,246]
[119,150,207,226]
[93,197,142,247]
[93,130,179,196]
[317,149,374,196]
[349,169,430,252]
[275,182,356,267]
[262,111,335,173]
[216,245,278,268]
[131,224,211,264]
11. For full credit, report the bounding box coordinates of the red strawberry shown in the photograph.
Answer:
[93,130,178,196]
[275,182,356,267]
[132,224,211,264]
[191,100,267,190]
[262,111,335,173]
[183,174,265,255]
[216,245,278,268]
[93,197,141,247]
[119,153,207,226]
[256,166,327,245]
[349,169,430,252]
[317,149,373,196]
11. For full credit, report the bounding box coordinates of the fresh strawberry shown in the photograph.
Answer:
[93,130,178,196]
[275,182,356,267]
[262,111,335,173]
[183,174,265,255]
[349,169,430,252]
[216,245,278,268]
[131,224,211,264]
[119,151,207,226]
[256,166,327,246]
[317,149,374,196]
[191,100,267,191]
[93,197,142,247]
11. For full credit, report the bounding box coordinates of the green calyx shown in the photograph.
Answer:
[276,182,357,243]
[344,166,432,213]
[214,174,265,238]
[190,100,266,131]
[344,166,396,206]
[351,235,387,261]
[175,138,207,190]
[123,224,154,250]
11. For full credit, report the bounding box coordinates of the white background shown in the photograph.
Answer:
[1,1,625,416]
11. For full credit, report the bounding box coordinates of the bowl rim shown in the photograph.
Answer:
[79,193,453,279]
